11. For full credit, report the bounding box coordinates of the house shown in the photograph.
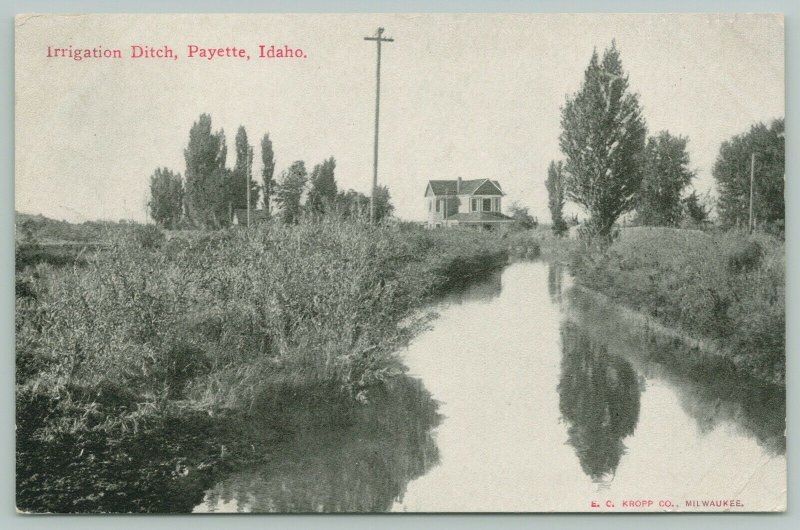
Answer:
[424,177,514,229]
[232,208,269,226]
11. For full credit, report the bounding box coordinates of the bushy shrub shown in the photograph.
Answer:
[131,224,166,250]
[725,238,763,274]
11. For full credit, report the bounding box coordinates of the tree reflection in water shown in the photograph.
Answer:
[440,267,503,306]
[198,375,441,513]
[564,287,786,456]
[558,321,643,484]
[547,262,565,304]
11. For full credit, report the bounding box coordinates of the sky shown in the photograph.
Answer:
[15,13,784,223]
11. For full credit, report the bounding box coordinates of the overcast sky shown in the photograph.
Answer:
[15,13,783,223]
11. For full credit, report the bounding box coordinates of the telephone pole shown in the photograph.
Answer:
[364,27,393,223]
[748,152,755,231]
[246,145,253,227]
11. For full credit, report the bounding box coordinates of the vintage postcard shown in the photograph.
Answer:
[14,13,785,513]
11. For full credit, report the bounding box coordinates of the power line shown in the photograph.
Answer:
[749,152,755,231]
[246,145,253,227]
[364,27,394,223]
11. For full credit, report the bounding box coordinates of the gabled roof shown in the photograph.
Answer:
[472,180,504,196]
[426,179,504,196]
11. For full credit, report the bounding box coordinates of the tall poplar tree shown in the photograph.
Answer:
[260,133,276,214]
[183,114,228,228]
[229,126,260,216]
[275,161,308,224]
[559,41,647,238]
[545,160,568,236]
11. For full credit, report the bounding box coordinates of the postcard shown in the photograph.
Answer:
[14,13,785,513]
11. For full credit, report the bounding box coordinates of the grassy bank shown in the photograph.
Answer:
[504,225,784,383]
[16,220,507,512]
[569,227,785,383]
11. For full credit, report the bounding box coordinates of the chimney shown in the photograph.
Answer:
[456,177,462,194]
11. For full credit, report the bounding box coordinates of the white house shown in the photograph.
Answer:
[424,177,514,230]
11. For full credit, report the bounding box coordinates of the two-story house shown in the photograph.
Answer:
[424,177,514,229]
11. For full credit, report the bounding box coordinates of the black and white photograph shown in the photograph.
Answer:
[14,13,785,513]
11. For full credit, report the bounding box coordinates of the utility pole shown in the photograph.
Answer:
[748,152,755,232]
[246,145,253,227]
[364,27,394,223]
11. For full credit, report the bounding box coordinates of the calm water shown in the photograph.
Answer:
[195,261,786,513]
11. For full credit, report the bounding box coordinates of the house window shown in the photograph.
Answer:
[483,198,491,212]
[471,198,478,212]
[436,200,440,213]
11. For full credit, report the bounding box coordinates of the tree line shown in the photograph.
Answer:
[148,113,393,229]
[546,41,784,238]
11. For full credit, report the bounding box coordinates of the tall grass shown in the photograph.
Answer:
[18,220,508,431]
[16,219,507,512]
[571,227,784,383]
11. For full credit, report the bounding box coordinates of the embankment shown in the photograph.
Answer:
[509,226,785,384]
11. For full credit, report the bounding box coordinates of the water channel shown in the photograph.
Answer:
[195,261,786,513]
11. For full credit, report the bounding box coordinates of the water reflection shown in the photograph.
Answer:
[558,321,643,484]
[17,409,223,513]
[439,267,503,306]
[547,262,565,303]
[194,261,785,512]
[196,375,441,513]
[564,287,786,456]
